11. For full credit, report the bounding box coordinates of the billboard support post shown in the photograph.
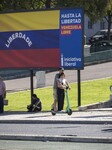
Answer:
[77,70,81,106]
[30,69,34,104]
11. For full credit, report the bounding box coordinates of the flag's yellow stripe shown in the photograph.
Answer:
[0,10,59,32]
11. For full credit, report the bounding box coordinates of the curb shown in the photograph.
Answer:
[0,120,112,124]
[78,99,112,111]
[0,134,112,143]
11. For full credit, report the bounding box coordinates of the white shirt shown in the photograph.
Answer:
[58,78,67,87]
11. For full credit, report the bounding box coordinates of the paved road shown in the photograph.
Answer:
[0,140,112,150]
[0,110,112,143]
[5,62,112,92]
[0,123,112,138]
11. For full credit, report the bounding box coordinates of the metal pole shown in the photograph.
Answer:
[30,69,34,104]
[77,70,81,106]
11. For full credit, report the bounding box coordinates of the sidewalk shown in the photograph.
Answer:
[0,108,112,124]
[0,109,112,143]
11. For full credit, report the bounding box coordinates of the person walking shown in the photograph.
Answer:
[0,76,6,113]
[51,67,64,111]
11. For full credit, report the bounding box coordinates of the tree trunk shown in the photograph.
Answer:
[45,0,51,8]
[107,11,112,42]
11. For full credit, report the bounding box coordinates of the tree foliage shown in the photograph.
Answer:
[0,0,111,21]
[0,0,111,39]
[0,0,57,11]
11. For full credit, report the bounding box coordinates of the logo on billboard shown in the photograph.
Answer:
[61,54,81,67]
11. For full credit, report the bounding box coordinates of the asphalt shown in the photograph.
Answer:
[5,61,112,92]
[0,108,112,143]
[1,62,112,143]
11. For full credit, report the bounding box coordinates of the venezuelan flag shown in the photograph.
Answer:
[0,10,60,68]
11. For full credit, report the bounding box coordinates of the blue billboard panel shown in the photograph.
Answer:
[60,8,84,69]
[0,9,83,69]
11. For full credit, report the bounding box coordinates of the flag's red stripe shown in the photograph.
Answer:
[0,49,60,68]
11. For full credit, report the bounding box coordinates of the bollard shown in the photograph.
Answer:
[35,71,46,88]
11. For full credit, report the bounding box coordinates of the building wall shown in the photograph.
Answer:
[84,15,112,40]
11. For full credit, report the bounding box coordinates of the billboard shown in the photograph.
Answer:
[60,9,84,69]
[0,8,84,69]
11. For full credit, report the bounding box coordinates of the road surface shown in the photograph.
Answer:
[0,123,112,138]
[0,140,112,150]
[5,62,112,92]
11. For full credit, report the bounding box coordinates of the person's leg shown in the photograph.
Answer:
[58,89,63,111]
[61,91,65,110]
[57,89,60,111]
[52,89,58,111]
[34,107,41,112]
[27,104,33,112]
[58,89,65,111]
[0,95,4,113]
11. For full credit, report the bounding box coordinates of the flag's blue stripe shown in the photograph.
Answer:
[0,29,59,50]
